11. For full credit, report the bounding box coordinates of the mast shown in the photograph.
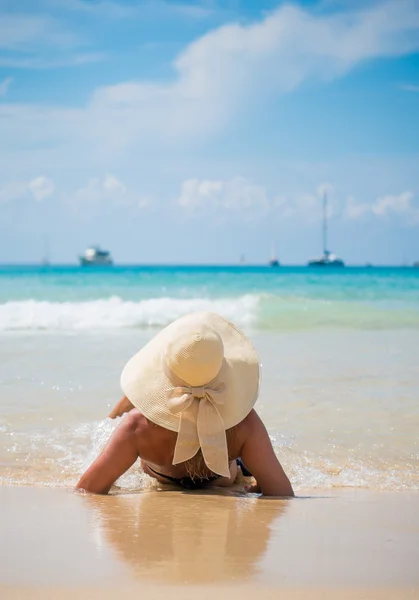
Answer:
[42,235,50,265]
[271,241,276,261]
[269,241,279,266]
[322,192,328,255]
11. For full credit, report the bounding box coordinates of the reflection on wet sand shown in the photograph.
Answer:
[85,491,288,584]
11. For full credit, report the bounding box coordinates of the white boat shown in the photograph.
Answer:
[79,245,113,266]
[308,193,345,267]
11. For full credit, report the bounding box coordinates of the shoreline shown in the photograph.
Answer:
[2,586,418,600]
[1,486,418,598]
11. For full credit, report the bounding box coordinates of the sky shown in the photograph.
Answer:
[0,0,419,265]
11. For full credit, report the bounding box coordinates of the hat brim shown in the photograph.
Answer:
[120,312,260,433]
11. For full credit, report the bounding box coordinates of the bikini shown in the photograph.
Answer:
[145,458,252,490]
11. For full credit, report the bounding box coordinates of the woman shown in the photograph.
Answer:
[77,312,293,497]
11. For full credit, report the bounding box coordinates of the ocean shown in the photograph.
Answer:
[1,265,418,492]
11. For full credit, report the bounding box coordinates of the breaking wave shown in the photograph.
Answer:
[0,295,260,331]
[1,294,419,332]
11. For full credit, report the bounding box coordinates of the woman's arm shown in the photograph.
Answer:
[76,410,141,494]
[240,411,294,497]
[108,395,135,419]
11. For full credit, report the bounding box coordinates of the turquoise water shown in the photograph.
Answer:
[1,265,418,331]
[1,265,418,491]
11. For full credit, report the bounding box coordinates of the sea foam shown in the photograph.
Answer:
[1,416,417,492]
[0,295,260,331]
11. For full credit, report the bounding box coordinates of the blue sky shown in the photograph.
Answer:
[0,0,419,265]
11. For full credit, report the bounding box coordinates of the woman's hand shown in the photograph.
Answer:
[108,395,135,419]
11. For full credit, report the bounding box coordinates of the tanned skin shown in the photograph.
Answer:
[76,396,294,498]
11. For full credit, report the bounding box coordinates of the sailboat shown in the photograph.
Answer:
[308,193,345,267]
[269,242,280,267]
[41,235,50,266]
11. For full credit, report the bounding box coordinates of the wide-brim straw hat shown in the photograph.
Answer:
[121,311,260,478]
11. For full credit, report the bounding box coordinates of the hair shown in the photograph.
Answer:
[183,426,237,480]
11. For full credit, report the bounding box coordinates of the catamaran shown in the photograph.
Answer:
[308,193,345,267]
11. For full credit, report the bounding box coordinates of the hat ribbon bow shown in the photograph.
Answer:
[166,381,230,478]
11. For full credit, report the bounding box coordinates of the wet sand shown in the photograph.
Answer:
[1,486,418,599]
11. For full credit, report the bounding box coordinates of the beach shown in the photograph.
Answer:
[1,487,418,599]
[1,265,418,597]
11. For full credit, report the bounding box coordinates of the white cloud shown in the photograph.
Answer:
[176,177,337,222]
[0,53,105,70]
[102,174,126,195]
[72,175,127,205]
[0,14,78,51]
[27,176,55,201]
[0,173,154,234]
[0,11,103,70]
[1,1,419,166]
[178,177,271,220]
[0,173,150,216]
[0,76,13,98]
[47,0,135,18]
[346,191,419,222]
[374,192,414,216]
[178,178,419,226]
[275,186,341,222]
[172,0,419,105]
[179,179,224,208]
[49,0,213,20]
[0,175,55,204]
[63,174,153,218]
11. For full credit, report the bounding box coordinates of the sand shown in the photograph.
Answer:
[1,486,418,599]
